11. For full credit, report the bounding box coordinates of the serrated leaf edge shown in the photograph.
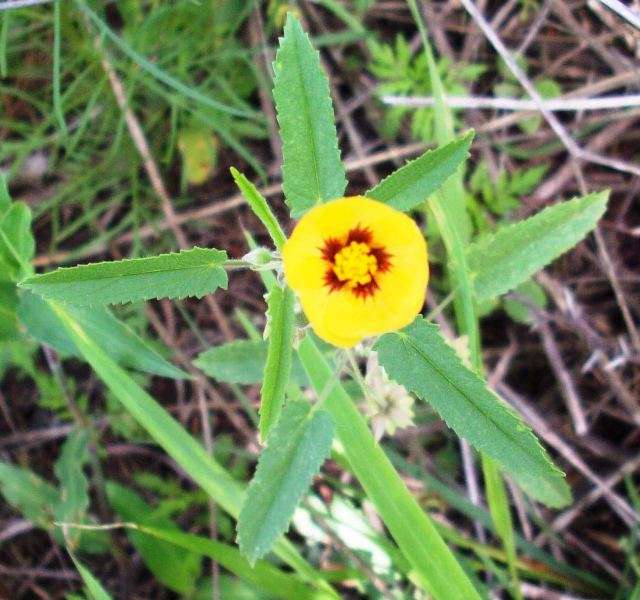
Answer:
[467,191,609,300]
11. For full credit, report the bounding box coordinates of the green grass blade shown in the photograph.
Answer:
[53,0,67,135]
[239,400,334,565]
[77,1,257,120]
[138,524,335,600]
[297,335,482,600]
[407,0,470,244]
[20,248,228,306]
[50,302,338,598]
[482,456,522,600]
[259,285,296,442]
[0,172,10,215]
[375,319,566,483]
[231,167,287,250]
[468,191,609,301]
[274,14,347,216]
[365,132,474,211]
[106,482,201,595]
[70,555,114,600]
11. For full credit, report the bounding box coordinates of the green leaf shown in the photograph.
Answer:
[106,482,201,595]
[468,191,609,301]
[0,460,58,527]
[50,302,337,596]
[0,172,10,216]
[273,14,346,216]
[365,132,474,211]
[54,430,90,550]
[194,340,308,387]
[259,285,296,442]
[298,334,482,599]
[482,456,521,594]
[19,292,189,379]
[374,319,566,483]
[238,400,334,565]
[139,524,334,600]
[70,555,114,600]
[503,280,547,324]
[0,202,34,281]
[513,471,572,509]
[0,282,19,341]
[20,247,228,306]
[231,167,287,250]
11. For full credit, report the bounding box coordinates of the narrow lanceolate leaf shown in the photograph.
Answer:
[0,282,19,341]
[54,430,90,550]
[375,319,566,482]
[70,555,114,600]
[107,482,201,595]
[19,292,189,379]
[0,202,35,281]
[137,525,333,600]
[231,167,287,250]
[468,191,609,301]
[0,461,58,528]
[238,400,334,565]
[0,172,10,215]
[259,285,296,442]
[20,247,228,305]
[366,132,474,211]
[194,339,308,386]
[273,14,346,216]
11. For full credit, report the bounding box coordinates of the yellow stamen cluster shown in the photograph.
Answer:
[332,241,378,288]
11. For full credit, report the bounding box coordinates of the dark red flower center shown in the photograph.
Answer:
[319,225,392,299]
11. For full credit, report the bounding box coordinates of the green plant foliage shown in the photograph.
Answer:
[0,461,58,528]
[503,279,547,324]
[259,285,296,442]
[194,340,308,386]
[231,167,287,250]
[365,132,474,211]
[20,247,228,306]
[0,282,19,341]
[467,163,548,233]
[0,173,10,215]
[297,335,482,599]
[70,555,114,600]
[273,14,346,216]
[138,524,335,600]
[19,292,189,379]
[468,191,609,301]
[53,430,90,551]
[0,202,34,282]
[374,318,571,506]
[514,472,575,510]
[369,34,485,144]
[238,400,335,565]
[106,482,202,595]
[51,302,329,590]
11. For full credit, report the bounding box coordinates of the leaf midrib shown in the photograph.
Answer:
[290,29,322,203]
[24,260,224,286]
[400,333,552,475]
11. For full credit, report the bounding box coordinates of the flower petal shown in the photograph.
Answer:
[283,196,429,347]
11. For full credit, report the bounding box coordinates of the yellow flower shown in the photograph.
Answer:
[282,196,429,347]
